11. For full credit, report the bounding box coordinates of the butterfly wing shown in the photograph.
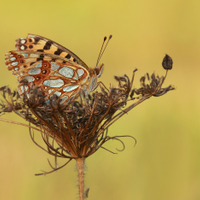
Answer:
[15,34,89,71]
[5,50,90,102]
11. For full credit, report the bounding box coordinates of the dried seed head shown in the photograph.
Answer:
[162,54,173,70]
[0,57,174,174]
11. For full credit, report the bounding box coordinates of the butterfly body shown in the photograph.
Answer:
[5,34,104,103]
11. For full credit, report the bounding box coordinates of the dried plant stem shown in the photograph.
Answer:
[76,157,85,200]
[0,118,42,132]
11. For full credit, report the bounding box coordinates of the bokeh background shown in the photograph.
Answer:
[0,1,199,200]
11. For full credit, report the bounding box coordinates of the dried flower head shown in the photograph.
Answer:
[0,62,174,168]
[0,55,174,199]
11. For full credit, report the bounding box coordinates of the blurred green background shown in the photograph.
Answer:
[0,0,200,200]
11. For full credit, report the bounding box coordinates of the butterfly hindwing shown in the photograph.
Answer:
[5,50,89,100]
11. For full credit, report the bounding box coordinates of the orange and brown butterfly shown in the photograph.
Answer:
[5,34,112,103]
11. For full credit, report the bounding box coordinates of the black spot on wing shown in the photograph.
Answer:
[37,49,44,52]
[65,54,71,59]
[33,37,40,44]
[54,48,63,55]
[30,62,36,66]
[36,54,44,62]
[43,41,53,50]
[36,58,43,61]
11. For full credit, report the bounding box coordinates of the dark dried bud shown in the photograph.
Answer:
[162,54,173,70]
[0,86,7,91]
[140,76,145,86]
[130,89,135,99]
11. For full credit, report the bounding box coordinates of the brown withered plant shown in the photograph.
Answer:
[0,54,174,200]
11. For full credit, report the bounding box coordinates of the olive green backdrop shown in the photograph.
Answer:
[0,1,199,200]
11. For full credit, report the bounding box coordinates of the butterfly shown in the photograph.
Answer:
[5,34,111,103]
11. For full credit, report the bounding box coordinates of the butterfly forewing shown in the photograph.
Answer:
[15,34,89,70]
[5,50,90,101]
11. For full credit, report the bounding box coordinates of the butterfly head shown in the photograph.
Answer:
[94,63,104,78]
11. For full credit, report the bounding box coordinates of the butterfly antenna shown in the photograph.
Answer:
[96,35,112,67]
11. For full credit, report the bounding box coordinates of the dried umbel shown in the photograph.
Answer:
[0,55,174,199]
[0,65,174,167]
[1,72,137,163]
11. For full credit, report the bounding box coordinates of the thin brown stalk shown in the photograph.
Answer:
[76,157,85,200]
